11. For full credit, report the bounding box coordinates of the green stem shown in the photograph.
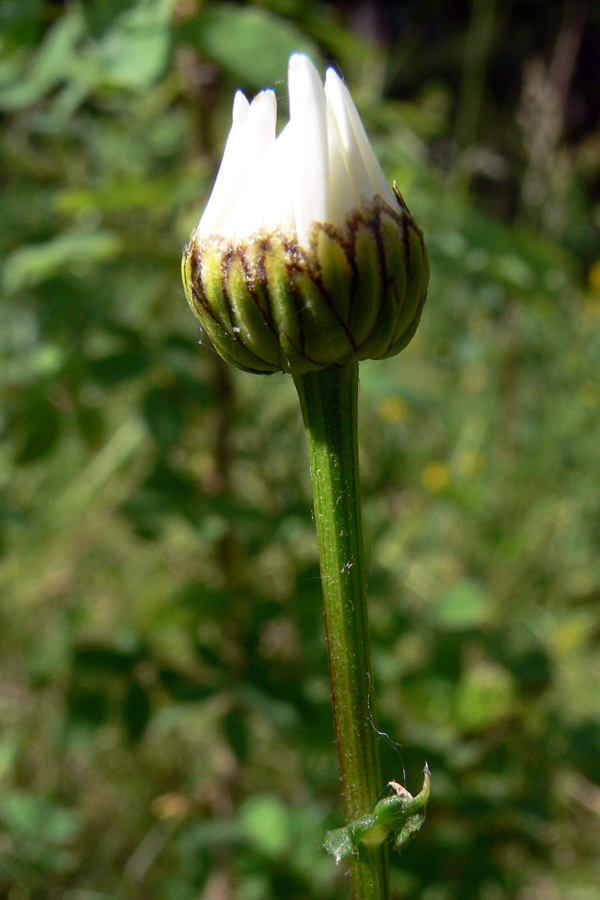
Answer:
[293,362,389,900]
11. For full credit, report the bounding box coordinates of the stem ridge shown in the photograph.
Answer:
[294,362,389,900]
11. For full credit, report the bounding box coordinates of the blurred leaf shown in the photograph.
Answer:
[0,0,47,53]
[432,581,494,631]
[503,645,553,693]
[242,686,300,731]
[121,459,202,537]
[240,796,290,858]
[568,720,600,783]
[73,639,145,674]
[143,385,185,447]
[56,173,191,216]
[0,792,82,846]
[159,667,220,702]
[123,678,151,741]
[3,229,122,294]
[14,391,62,464]
[177,580,232,619]
[89,350,148,385]
[193,638,228,671]
[174,368,216,406]
[76,401,106,446]
[81,0,137,39]
[0,737,19,782]
[67,686,110,727]
[194,5,321,90]
[222,704,249,763]
[0,7,85,110]
[95,0,174,89]
[454,662,514,732]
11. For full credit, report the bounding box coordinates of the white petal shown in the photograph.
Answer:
[288,53,328,246]
[324,71,375,210]
[261,123,296,233]
[325,69,396,209]
[222,90,278,241]
[244,89,277,192]
[197,90,250,239]
[325,102,360,226]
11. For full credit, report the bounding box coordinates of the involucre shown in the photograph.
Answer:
[182,54,429,376]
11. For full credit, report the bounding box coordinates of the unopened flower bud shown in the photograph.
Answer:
[182,54,429,375]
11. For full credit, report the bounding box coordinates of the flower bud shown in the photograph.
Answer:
[182,54,429,375]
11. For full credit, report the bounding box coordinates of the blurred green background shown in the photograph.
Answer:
[1,1,600,898]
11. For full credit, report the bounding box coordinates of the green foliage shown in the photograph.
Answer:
[193,4,321,90]
[324,767,430,863]
[1,1,600,899]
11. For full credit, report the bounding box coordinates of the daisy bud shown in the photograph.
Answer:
[182,53,429,375]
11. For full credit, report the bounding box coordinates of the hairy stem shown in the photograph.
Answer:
[294,362,389,900]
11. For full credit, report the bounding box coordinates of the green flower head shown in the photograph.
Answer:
[182,54,429,375]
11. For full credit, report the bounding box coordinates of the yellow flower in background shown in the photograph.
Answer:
[377,395,410,422]
[421,462,450,492]
[589,259,600,293]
